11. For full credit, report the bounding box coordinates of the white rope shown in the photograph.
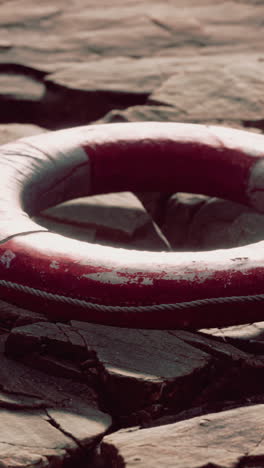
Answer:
[0,279,264,313]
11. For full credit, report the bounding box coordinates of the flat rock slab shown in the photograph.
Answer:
[0,73,45,101]
[41,191,169,251]
[98,104,188,125]
[169,195,264,251]
[0,334,111,468]
[7,320,264,426]
[1,1,264,69]
[188,197,252,250]
[42,192,153,237]
[151,58,264,124]
[99,106,263,138]
[202,322,264,342]
[162,193,209,249]
[5,321,212,423]
[201,322,264,356]
[0,298,48,330]
[45,56,181,94]
[0,4,264,129]
[0,123,45,145]
[34,214,97,245]
[98,404,264,467]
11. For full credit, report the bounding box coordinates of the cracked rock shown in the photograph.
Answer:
[156,194,264,252]
[0,298,48,330]
[0,72,45,102]
[188,197,264,250]
[97,105,187,125]
[45,56,180,95]
[40,191,170,251]
[201,322,264,356]
[1,1,264,69]
[97,404,264,468]
[6,321,212,424]
[162,193,209,249]
[0,333,111,467]
[6,321,264,427]
[150,58,264,124]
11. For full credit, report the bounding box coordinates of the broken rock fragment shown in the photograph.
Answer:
[151,59,264,123]
[188,197,264,250]
[97,404,264,468]
[162,192,209,249]
[0,333,112,468]
[6,321,212,424]
[41,191,169,251]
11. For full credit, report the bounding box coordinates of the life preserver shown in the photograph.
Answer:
[0,122,264,329]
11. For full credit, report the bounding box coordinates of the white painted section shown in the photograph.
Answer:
[21,126,90,168]
[209,125,264,158]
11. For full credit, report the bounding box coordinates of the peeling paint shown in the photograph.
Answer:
[161,269,212,284]
[50,260,60,270]
[0,250,16,269]
[82,268,212,286]
[141,277,154,286]
[82,272,139,285]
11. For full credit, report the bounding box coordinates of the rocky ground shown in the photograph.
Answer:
[1,0,264,467]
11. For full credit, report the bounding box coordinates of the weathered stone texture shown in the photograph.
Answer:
[0,333,111,467]
[98,405,264,467]
[1,0,264,466]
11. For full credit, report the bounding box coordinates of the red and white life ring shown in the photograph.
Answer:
[0,122,264,329]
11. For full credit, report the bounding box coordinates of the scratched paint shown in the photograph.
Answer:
[82,272,140,285]
[0,250,16,269]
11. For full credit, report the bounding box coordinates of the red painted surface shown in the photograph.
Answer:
[0,122,264,328]
[0,239,263,302]
[83,123,259,205]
